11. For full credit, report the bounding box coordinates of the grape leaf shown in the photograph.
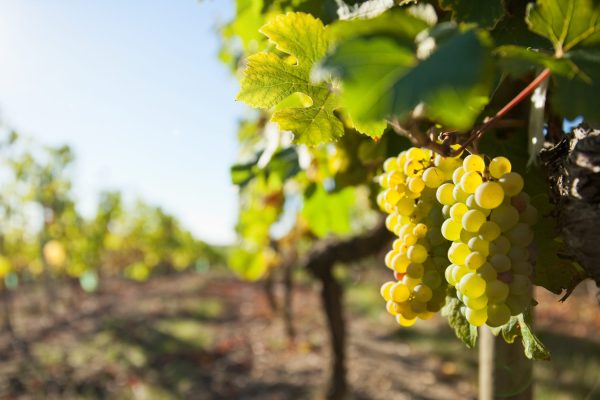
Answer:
[524,0,600,124]
[518,314,551,360]
[337,0,397,20]
[237,12,345,145]
[323,28,494,131]
[442,295,478,348]
[302,186,355,238]
[439,0,505,29]
[501,315,520,344]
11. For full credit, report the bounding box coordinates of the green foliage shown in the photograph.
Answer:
[518,313,551,360]
[442,295,478,348]
[440,0,505,29]
[302,185,355,238]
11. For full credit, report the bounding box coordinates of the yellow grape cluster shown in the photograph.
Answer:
[376,147,456,327]
[440,154,537,327]
[377,148,537,329]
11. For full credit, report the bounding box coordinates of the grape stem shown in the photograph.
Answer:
[389,68,552,156]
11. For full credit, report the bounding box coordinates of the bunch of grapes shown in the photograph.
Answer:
[377,148,455,326]
[377,147,537,329]
[440,154,537,327]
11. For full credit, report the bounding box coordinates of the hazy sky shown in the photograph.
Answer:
[0,0,245,244]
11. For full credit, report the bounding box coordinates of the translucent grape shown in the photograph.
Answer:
[413,223,428,238]
[460,171,483,194]
[436,183,456,206]
[407,147,426,161]
[452,166,465,184]
[452,185,470,203]
[386,300,400,315]
[475,181,504,209]
[450,203,469,222]
[397,198,416,217]
[464,294,488,310]
[384,189,401,205]
[408,244,428,263]
[445,265,456,286]
[423,167,445,188]
[468,237,490,257]
[465,307,487,326]
[441,219,462,241]
[391,253,410,273]
[490,236,511,255]
[479,221,501,241]
[383,157,399,172]
[413,284,433,302]
[459,272,486,298]
[380,281,395,301]
[408,176,425,193]
[396,315,417,327]
[489,156,511,179]
[463,154,485,173]
[448,242,470,265]
[452,264,470,284]
[465,251,486,270]
[390,282,411,302]
[462,209,486,233]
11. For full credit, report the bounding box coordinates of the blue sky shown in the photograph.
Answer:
[0,0,245,244]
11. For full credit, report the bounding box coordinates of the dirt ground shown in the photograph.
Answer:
[0,270,599,400]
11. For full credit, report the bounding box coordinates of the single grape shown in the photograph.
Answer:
[406,262,424,279]
[383,157,399,172]
[408,176,425,193]
[441,219,462,241]
[436,183,456,206]
[423,167,445,188]
[506,223,534,246]
[490,253,511,272]
[402,233,418,246]
[452,166,465,184]
[397,197,416,217]
[475,181,504,209]
[459,273,487,298]
[407,147,426,161]
[509,274,532,295]
[490,205,520,232]
[486,303,511,327]
[461,230,477,244]
[450,203,469,222]
[490,236,511,255]
[410,300,428,314]
[499,172,524,196]
[462,209,486,233]
[463,154,485,173]
[512,261,533,275]
[453,185,470,203]
[486,280,509,303]
[464,294,488,310]
[384,189,401,205]
[396,314,417,327]
[477,263,497,281]
[386,300,400,315]
[465,307,488,326]
[408,244,428,263]
[508,246,529,262]
[445,265,456,286]
[489,156,511,179]
[479,221,501,241]
[519,205,539,225]
[468,237,490,257]
[423,270,442,289]
[448,242,470,265]
[413,284,433,302]
[380,281,395,301]
[452,264,471,284]
[465,251,486,270]
[460,171,483,194]
[385,250,399,269]
[413,223,428,238]
[390,282,411,302]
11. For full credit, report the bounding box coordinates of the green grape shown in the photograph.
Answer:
[452,166,465,184]
[413,223,428,238]
[436,183,456,205]
[397,302,418,319]
[463,154,485,173]
[490,253,511,272]
[413,284,433,302]
[519,205,539,225]
[459,272,486,298]
[384,157,399,172]
[403,159,422,177]
[397,197,416,217]
[386,170,404,187]
[452,185,470,203]
[407,147,426,161]
[489,156,511,179]
[460,171,483,194]
[475,181,504,209]
[450,203,469,222]
[384,189,401,205]
[408,176,425,193]
[410,300,428,314]
[423,270,442,289]
[468,237,490,257]
[499,172,524,196]
[385,250,399,269]
[462,209,486,233]
[427,228,445,246]
[423,167,445,188]
[419,311,434,320]
[512,261,533,275]
[386,300,400,315]
[448,242,470,265]
[479,221,501,241]
[396,314,417,327]
[477,263,497,281]
[465,307,488,326]
[506,294,531,315]
[486,280,509,303]
[390,282,411,302]
[506,223,534,246]
[391,253,410,273]
[380,281,395,301]
[441,219,462,241]
[385,212,400,232]
[486,303,511,327]
[465,251,486,270]
[466,195,491,216]
[408,244,428,263]
[490,236,511,255]
[406,263,424,279]
[442,205,451,218]
[402,233,418,246]
[464,294,488,310]
[509,274,532,295]
[490,204,519,232]
[508,246,529,262]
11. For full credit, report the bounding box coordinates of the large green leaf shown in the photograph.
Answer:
[323,28,494,131]
[302,186,355,238]
[440,0,505,29]
[237,12,345,145]
[518,314,551,360]
[523,0,600,124]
